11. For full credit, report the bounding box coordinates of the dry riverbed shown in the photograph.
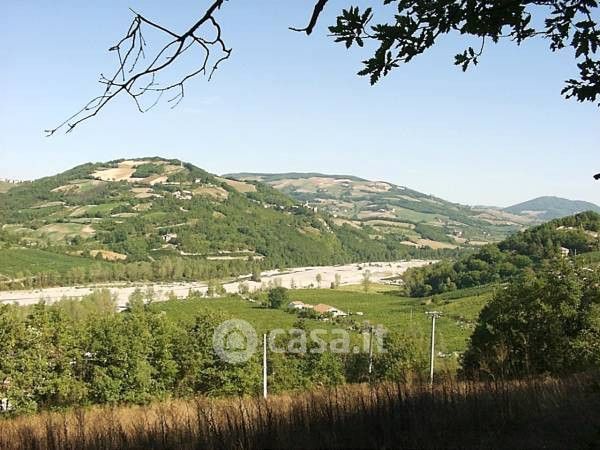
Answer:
[0,260,433,308]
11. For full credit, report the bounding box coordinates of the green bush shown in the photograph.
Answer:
[267,287,289,309]
[132,163,165,178]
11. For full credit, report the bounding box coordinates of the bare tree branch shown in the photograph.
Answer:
[290,0,329,35]
[46,0,231,136]
[48,0,598,136]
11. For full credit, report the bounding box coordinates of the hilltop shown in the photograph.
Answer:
[0,158,452,289]
[504,196,600,220]
[227,172,369,182]
[226,172,530,249]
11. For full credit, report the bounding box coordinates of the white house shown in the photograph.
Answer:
[173,190,193,200]
[313,303,348,318]
[162,233,178,243]
[288,301,314,310]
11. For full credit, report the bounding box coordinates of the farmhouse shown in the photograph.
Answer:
[313,303,348,318]
[173,190,193,200]
[162,233,178,243]
[288,301,314,310]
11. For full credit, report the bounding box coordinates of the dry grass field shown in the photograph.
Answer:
[216,177,257,193]
[415,238,458,250]
[89,250,128,261]
[0,373,597,450]
[0,181,15,193]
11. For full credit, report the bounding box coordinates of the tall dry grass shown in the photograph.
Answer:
[0,373,598,449]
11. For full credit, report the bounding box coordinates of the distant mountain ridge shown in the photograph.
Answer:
[227,172,531,248]
[227,172,600,248]
[504,196,600,221]
[225,173,368,182]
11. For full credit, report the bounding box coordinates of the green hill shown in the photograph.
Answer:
[504,196,600,220]
[227,172,530,249]
[402,211,600,296]
[0,158,455,289]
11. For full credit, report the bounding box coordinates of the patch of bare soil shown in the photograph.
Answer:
[193,185,229,200]
[90,250,128,261]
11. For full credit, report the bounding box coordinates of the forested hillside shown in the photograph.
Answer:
[0,158,455,290]
[227,173,532,249]
[403,211,600,296]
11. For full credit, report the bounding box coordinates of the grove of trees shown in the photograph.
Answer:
[462,259,600,377]
[403,212,600,296]
[0,290,426,415]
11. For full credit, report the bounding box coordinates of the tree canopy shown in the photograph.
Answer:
[267,287,289,309]
[462,259,600,377]
[326,0,600,106]
[403,211,600,296]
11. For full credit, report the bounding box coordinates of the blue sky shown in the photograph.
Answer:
[1,0,598,207]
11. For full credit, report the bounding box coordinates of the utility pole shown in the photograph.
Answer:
[367,326,374,377]
[426,311,442,386]
[263,333,268,399]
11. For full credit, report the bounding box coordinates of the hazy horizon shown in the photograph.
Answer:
[1,1,598,207]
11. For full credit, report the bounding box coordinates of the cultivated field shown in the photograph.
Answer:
[0,181,15,193]
[155,285,493,357]
[215,177,257,193]
[0,249,108,277]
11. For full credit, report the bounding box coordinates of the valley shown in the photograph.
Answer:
[4,5,600,447]
[1,157,599,446]
[3,158,597,295]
